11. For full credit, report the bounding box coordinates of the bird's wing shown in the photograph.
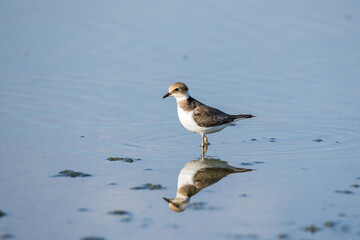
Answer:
[192,102,234,127]
[193,167,235,189]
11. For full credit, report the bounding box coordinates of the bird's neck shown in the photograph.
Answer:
[175,91,190,103]
[175,192,190,202]
[176,95,196,112]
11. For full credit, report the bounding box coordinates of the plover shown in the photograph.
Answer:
[163,158,253,212]
[163,82,254,147]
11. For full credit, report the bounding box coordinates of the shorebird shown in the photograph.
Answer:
[163,82,254,147]
[163,158,253,212]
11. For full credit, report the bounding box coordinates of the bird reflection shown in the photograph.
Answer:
[163,154,253,212]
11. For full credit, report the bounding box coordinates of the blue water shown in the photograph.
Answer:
[1,1,360,239]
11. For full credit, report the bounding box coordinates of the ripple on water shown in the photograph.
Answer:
[212,119,360,158]
[1,74,359,160]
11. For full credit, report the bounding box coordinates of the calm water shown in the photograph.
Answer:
[1,1,360,239]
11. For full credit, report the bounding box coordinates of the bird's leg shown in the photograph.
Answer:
[201,134,209,148]
[204,135,209,146]
[201,143,208,158]
[201,134,208,158]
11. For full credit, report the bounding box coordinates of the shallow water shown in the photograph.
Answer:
[1,0,360,239]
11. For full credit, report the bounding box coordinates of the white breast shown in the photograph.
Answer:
[177,106,228,134]
[177,107,203,133]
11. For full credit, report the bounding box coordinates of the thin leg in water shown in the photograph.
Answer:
[204,135,209,145]
[201,134,209,147]
[201,144,208,158]
[201,134,208,158]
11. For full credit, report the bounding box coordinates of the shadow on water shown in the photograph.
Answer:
[163,146,254,212]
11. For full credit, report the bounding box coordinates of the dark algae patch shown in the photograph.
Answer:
[106,157,140,163]
[78,208,89,212]
[109,210,129,215]
[277,233,290,239]
[227,233,258,240]
[55,170,92,177]
[335,190,354,194]
[302,221,344,235]
[1,234,14,239]
[303,225,321,234]
[323,221,337,228]
[81,237,106,240]
[108,210,132,222]
[313,138,324,142]
[131,183,165,190]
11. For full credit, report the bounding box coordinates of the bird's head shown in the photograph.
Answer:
[163,197,189,212]
[163,82,189,101]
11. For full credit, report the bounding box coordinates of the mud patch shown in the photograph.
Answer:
[106,157,141,163]
[131,183,166,190]
[55,170,92,177]
[227,233,258,240]
[323,221,337,228]
[1,234,14,239]
[303,225,321,234]
[81,237,106,240]
[108,210,132,222]
[335,190,354,195]
[277,233,290,239]
[78,208,90,212]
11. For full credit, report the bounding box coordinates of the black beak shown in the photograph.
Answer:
[163,197,172,203]
[163,92,171,99]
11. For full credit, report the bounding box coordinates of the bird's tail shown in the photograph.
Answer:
[232,114,255,121]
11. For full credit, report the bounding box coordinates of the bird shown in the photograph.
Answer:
[163,158,253,212]
[163,82,254,147]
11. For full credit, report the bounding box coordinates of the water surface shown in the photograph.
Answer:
[1,1,360,239]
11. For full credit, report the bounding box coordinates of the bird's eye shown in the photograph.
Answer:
[174,88,179,92]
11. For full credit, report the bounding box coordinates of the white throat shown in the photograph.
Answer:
[175,91,190,102]
[174,193,190,202]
